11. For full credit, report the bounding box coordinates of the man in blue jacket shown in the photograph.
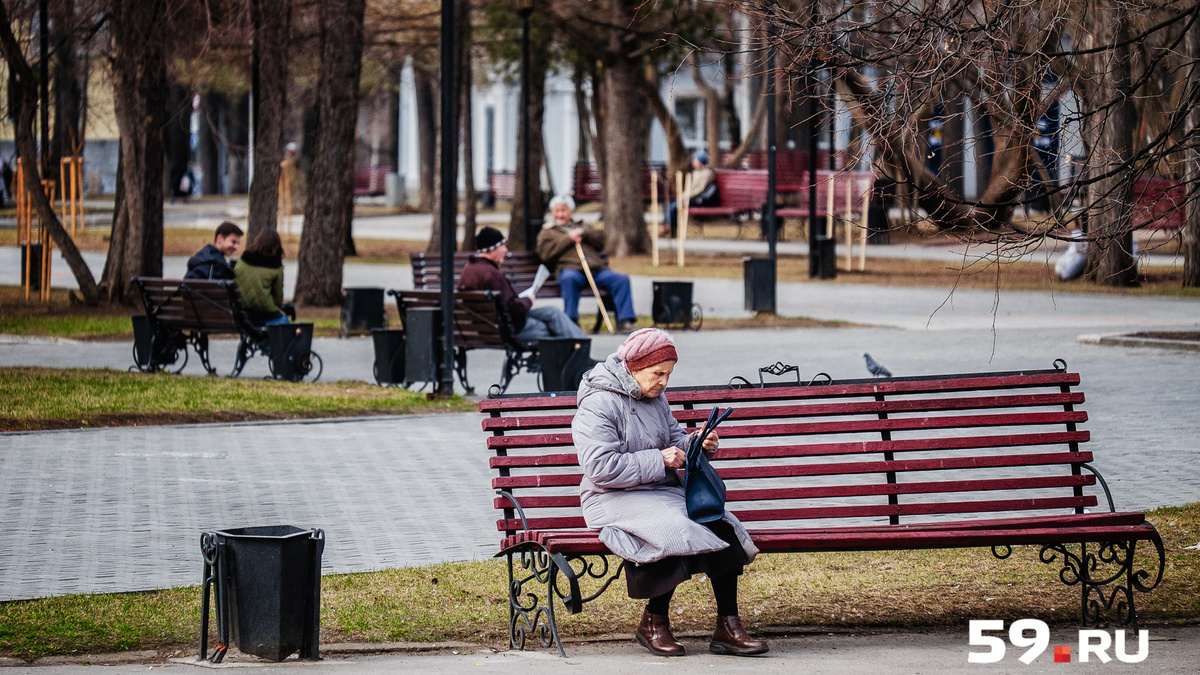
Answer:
[185,221,243,280]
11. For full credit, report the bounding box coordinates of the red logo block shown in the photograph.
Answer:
[1054,645,1071,663]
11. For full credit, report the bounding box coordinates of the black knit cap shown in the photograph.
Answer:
[476,226,507,253]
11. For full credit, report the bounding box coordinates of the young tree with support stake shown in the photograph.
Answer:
[0,2,99,305]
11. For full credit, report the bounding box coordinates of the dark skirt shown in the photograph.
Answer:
[624,519,748,599]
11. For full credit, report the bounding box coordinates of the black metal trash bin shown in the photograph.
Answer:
[538,337,595,392]
[404,308,442,387]
[341,287,385,336]
[815,236,837,279]
[268,323,319,382]
[20,242,43,291]
[743,257,776,313]
[132,315,154,369]
[200,526,324,663]
[652,281,700,330]
[371,328,406,386]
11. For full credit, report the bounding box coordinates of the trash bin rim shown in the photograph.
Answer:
[212,525,317,540]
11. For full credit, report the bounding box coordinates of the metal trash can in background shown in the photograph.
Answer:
[404,308,442,387]
[371,328,406,386]
[652,281,701,330]
[743,257,776,314]
[200,526,324,663]
[20,242,43,292]
[538,337,595,392]
[131,315,154,369]
[268,323,321,382]
[815,236,837,279]
[341,287,385,336]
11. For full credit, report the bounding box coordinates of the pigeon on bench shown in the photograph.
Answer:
[864,353,892,378]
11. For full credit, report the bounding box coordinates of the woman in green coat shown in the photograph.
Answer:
[234,229,290,325]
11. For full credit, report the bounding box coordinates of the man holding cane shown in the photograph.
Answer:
[536,195,638,333]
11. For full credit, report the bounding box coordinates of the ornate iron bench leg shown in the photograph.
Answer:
[454,347,474,395]
[997,536,1165,628]
[230,335,252,378]
[191,333,217,375]
[506,547,581,657]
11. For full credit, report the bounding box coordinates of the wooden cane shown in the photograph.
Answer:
[678,172,692,268]
[650,170,660,267]
[575,241,615,333]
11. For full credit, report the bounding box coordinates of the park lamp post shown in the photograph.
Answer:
[437,0,458,397]
[518,0,535,250]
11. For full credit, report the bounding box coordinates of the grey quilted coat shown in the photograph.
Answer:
[573,355,759,565]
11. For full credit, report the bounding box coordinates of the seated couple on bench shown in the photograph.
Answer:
[457,226,585,344]
[185,222,295,327]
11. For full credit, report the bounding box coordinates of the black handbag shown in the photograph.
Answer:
[685,406,733,523]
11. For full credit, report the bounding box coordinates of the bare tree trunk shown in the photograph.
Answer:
[246,0,293,241]
[692,60,723,165]
[1184,11,1200,287]
[414,66,437,211]
[164,84,192,202]
[199,93,223,195]
[0,3,97,304]
[458,0,477,251]
[639,68,690,182]
[294,0,366,306]
[601,55,648,256]
[506,42,547,251]
[101,0,168,304]
[1085,3,1138,287]
[50,0,82,184]
[590,62,608,192]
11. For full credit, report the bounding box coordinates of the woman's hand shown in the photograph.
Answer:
[661,446,685,469]
[702,431,719,457]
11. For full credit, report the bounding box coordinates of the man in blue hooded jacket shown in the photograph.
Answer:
[185,221,243,280]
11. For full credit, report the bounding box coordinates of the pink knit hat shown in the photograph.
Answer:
[618,327,677,371]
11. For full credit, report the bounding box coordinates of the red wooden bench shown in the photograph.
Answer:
[571,162,669,204]
[745,149,842,193]
[479,363,1164,655]
[354,166,391,196]
[487,171,516,202]
[1131,177,1185,230]
[407,250,614,334]
[776,170,876,242]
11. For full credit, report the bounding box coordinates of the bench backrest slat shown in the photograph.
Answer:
[483,370,1097,537]
[134,277,251,335]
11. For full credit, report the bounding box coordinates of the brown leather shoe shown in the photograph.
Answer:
[635,608,686,657]
[709,615,769,656]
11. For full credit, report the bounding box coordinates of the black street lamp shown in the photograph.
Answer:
[517,0,535,250]
[437,0,458,396]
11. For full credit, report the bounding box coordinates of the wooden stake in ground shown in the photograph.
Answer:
[650,170,660,267]
[678,172,692,268]
[845,173,854,271]
[859,173,871,271]
[278,159,294,238]
[575,241,615,333]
